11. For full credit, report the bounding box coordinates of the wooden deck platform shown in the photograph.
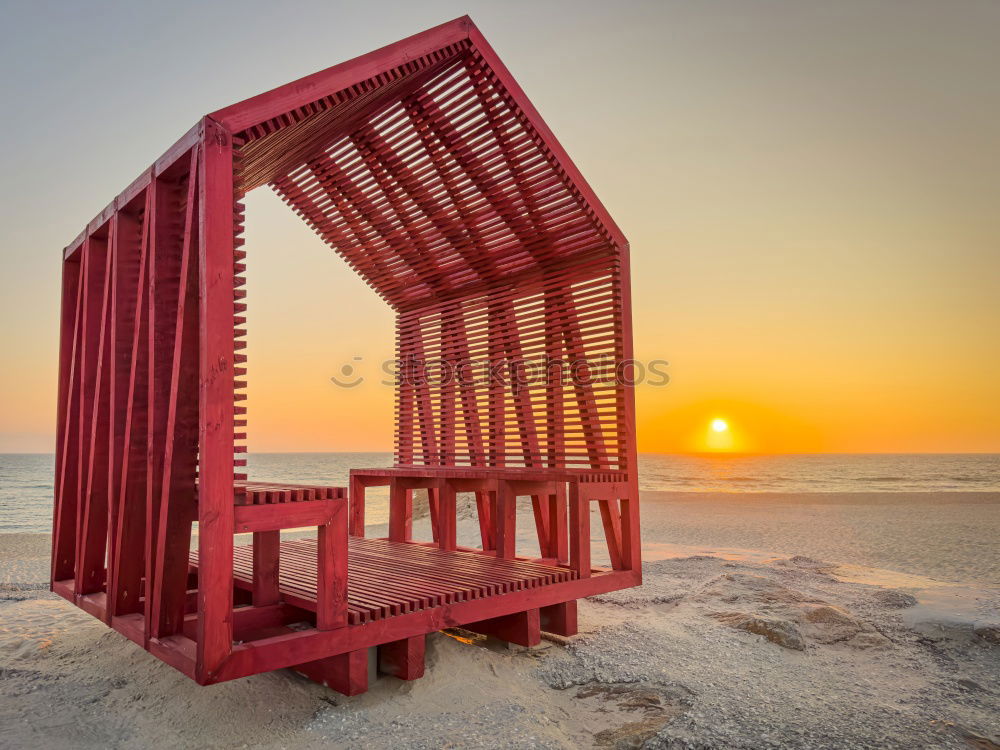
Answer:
[191,537,579,626]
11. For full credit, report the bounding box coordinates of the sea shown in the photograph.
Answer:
[2,452,998,534]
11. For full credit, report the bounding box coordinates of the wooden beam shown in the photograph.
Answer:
[252,531,281,607]
[464,608,540,647]
[378,635,425,680]
[294,649,369,696]
[234,500,339,533]
[316,502,348,630]
[51,251,83,584]
[209,17,473,132]
[196,117,236,683]
[151,149,200,638]
[540,601,577,637]
[107,191,151,618]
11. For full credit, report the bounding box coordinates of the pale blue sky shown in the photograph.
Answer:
[1,0,999,452]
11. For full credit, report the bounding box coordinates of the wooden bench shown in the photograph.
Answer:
[349,466,637,577]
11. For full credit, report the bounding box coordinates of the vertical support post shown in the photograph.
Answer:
[436,481,457,551]
[548,483,568,565]
[495,480,516,559]
[152,149,201,638]
[597,498,624,571]
[295,649,368,696]
[568,483,590,577]
[145,176,173,630]
[52,253,82,585]
[427,487,440,544]
[252,531,280,606]
[465,608,541,647]
[540,601,578,637]
[388,480,412,542]
[108,192,152,619]
[618,247,642,581]
[474,490,493,551]
[196,117,236,683]
[74,237,110,597]
[78,233,113,598]
[316,502,348,630]
[379,635,425,680]
[620,495,641,572]
[530,493,551,558]
[348,474,364,536]
[106,213,125,604]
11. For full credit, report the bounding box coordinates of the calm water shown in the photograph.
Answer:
[2,452,998,533]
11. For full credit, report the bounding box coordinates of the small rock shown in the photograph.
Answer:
[845,632,892,650]
[956,678,989,694]
[871,589,918,609]
[594,716,670,748]
[972,623,1000,645]
[800,604,864,644]
[713,612,806,651]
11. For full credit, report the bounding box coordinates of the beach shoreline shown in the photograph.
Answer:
[1,490,997,748]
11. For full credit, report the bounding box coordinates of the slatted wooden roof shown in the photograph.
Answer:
[215,15,628,312]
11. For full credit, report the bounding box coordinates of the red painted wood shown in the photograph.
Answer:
[74,237,109,597]
[548,484,568,565]
[77,232,113,598]
[210,18,473,133]
[316,502,348,630]
[145,176,173,634]
[252,531,281,606]
[379,635,425,680]
[233,499,340,533]
[388,480,413,542]
[215,569,636,685]
[348,474,365,535]
[294,649,369,696]
[540,600,577,637]
[436,483,457,551]
[191,537,578,624]
[597,499,625,571]
[475,490,494,551]
[495,481,517,559]
[465,608,541,647]
[108,192,151,618]
[568,483,590,578]
[152,150,201,638]
[52,251,82,584]
[196,119,236,683]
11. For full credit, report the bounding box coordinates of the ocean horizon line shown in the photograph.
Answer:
[2,450,999,457]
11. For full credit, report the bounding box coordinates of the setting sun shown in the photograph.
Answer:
[704,417,738,452]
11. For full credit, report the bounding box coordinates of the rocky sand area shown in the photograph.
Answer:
[1,530,998,749]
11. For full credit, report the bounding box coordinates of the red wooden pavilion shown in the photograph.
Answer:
[52,16,640,694]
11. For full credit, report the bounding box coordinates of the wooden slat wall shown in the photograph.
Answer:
[394,262,625,470]
[52,149,204,635]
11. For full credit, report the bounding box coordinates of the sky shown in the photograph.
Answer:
[1,0,998,454]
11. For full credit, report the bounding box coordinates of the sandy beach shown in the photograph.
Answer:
[2,491,998,749]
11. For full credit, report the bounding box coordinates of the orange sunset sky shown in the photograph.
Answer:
[1,1,998,454]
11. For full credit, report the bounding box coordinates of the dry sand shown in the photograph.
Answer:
[1,492,998,749]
